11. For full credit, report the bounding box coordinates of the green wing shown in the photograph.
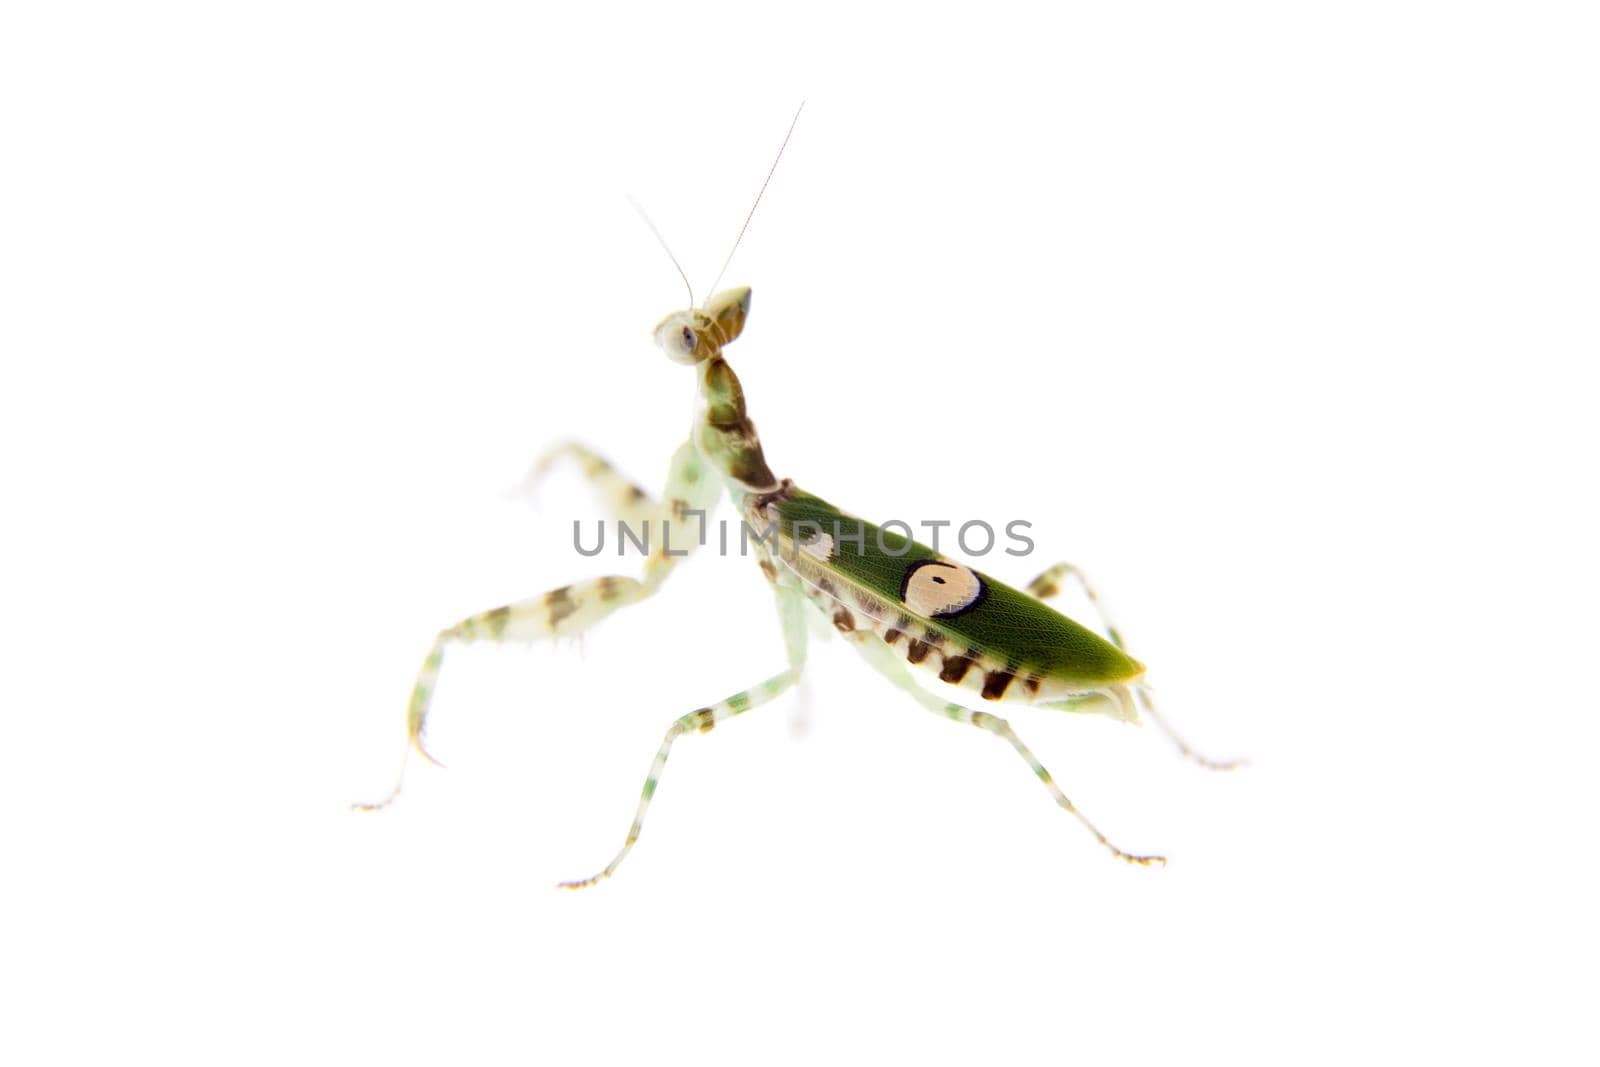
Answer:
[770,489,1143,686]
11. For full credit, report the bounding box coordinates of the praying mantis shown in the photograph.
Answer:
[357,112,1240,887]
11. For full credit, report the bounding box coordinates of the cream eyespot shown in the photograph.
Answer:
[900,560,986,618]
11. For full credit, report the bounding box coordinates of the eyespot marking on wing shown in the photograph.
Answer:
[900,560,986,619]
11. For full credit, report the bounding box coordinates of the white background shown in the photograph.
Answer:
[4,2,1596,1063]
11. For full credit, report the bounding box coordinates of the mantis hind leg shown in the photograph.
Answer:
[1025,562,1126,649]
[355,439,720,809]
[846,633,1165,868]
[556,668,798,889]
[1026,560,1244,771]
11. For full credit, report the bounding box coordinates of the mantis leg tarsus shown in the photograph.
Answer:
[1134,687,1248,772]
[846,634,1165,868]
[349,782,403,813]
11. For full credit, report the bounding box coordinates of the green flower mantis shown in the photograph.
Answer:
[358,115,1240,887]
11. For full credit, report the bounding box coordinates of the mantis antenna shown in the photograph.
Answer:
[629,194,694,310]
[706,102,805,300]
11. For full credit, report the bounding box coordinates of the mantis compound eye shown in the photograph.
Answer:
[651,313,705,364]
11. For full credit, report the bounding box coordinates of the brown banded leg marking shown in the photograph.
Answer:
[355,439,721,812]
[520,440,719,586]
[519,440,658,527]
[358,575,655,789]
[847,633,1166,868]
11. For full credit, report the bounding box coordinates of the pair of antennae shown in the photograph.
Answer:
[631,102,805,310]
